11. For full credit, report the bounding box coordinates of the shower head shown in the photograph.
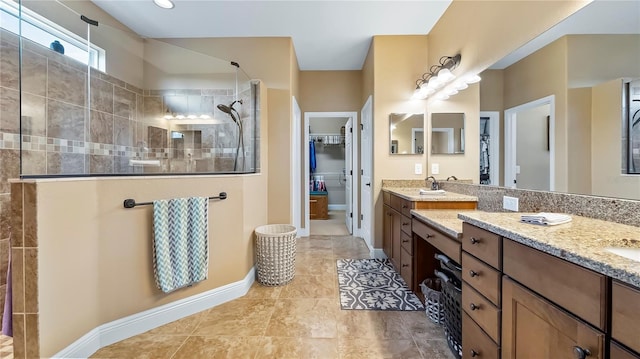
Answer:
[217,104,232,114]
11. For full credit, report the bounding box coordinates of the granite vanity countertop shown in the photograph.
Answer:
[411,209,480,240]
[382,187,478,202]
[458,212,640,288]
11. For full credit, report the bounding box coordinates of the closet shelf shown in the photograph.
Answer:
[311,133,345,146]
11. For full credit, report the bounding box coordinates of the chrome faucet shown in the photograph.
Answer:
[446,175,458,181]
[426,176,439,190]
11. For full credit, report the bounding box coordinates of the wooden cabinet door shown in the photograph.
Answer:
[502,277,604,359]
[383,206,393,259]
[391,209,402,270]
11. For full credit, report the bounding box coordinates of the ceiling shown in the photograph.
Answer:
[91,0,452,71]
[91,0,638,73]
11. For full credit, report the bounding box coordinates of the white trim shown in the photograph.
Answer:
[411,128,424,154]
[504,95,555,191]
[371,248,387,259]
[292,97,302,236]
[303,111,358,238]
[53,268,255,359]
[480,111,500,186]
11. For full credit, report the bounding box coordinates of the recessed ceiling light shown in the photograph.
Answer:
[153,0,174,9]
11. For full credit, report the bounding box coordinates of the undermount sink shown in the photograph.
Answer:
[605,247,640,262]
[419,189,446,195]
[129,159,161,167]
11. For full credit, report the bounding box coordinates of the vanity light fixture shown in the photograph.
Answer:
[412,54,461,100]
[153,0,175,9]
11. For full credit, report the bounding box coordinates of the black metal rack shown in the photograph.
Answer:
[123,192,227,208]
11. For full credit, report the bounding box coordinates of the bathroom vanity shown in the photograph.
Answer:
[381,188,477,292]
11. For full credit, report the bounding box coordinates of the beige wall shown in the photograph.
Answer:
[479,69,505,185]
[22,0,145,87]
[567,87,592,194]
[162,37,293,90]
[504,38,569,192]
[38,176,265,356]
[299,71,363,112]
[567,34,640,88]
[427,0,591,79]
[371,35,429,247]
[591,79,640,199]
[267,89,293,224]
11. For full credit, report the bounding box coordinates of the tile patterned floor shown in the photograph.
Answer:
[90,233,455,359]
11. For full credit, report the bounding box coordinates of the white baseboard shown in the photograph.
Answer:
[53,267,255,359]
[328,204,346,211]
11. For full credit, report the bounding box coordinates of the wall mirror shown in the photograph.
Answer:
[431,113,465,154]
[478,0,640,200]
[389,113,424,155]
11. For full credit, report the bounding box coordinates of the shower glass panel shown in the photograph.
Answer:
[13,0,258,177]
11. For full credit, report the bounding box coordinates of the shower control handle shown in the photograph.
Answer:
[365,182,371,187]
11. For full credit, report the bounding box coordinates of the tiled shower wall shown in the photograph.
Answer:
[0,27,258,327]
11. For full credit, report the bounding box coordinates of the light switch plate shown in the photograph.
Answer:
[503,196,519,212]
[414,163,423,175]
[431,163,440,175]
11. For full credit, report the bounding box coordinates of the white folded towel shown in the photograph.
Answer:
[520,212,572,226]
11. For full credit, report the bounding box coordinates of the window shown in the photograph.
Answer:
[625,79,640,174]
[0,0,105,71]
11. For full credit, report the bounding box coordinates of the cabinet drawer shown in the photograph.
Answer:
[611,342,640,359]
[462,252,501,306]
[463,312,500,359]
[400,231,412,255]
[390,194,411,214]
[413,218,460,264]
[462,223,501,269]
[503,240,607,331]
[400,246,413,288]
[383,191,391,206]
[612,281,640,353]
[462,282,501,343]
[400,214,412,236]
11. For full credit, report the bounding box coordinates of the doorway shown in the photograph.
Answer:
[479,111,500,185]
[303,112,358,236]
[504,96,555,191]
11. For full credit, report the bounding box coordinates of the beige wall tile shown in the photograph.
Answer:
[11,248,24,314]
[23,183,37,248]
[25,313,40,358]
[12,313,25,358]
[24,248,38,313]
[10,183,22,247]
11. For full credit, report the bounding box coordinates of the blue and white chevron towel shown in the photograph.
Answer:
[152,197,209,293]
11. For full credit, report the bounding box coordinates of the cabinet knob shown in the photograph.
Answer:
[425,233,434,239]
[470,237,480,244]
[470,349,479,357]
[402,264,409,267]
[469,270,479,277]
[402,204,408,209]
[402,239,409,243]
[470,303,480,311]
[573,346,591,359]
[402,222,410,226]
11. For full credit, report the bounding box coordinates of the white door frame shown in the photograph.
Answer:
[480,111,500,186]
[411,128,424,154]
[360,96,375,254]
[301,111,359,237]
[291,97,302,236]
[432,128,455,154]
[504,95,555,191]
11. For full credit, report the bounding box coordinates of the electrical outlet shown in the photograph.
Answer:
[414,163,423,175]
[431,163,440,175]
[503,196,519,212]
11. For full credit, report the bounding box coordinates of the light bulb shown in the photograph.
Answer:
[153,0,174,9]
[437,68,455,83]
[453,81,469,90]
[464,74,482,84]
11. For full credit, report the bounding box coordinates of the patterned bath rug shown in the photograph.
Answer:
[336,258,424,311]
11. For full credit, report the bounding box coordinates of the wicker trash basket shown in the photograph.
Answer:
[254,224,297,286]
